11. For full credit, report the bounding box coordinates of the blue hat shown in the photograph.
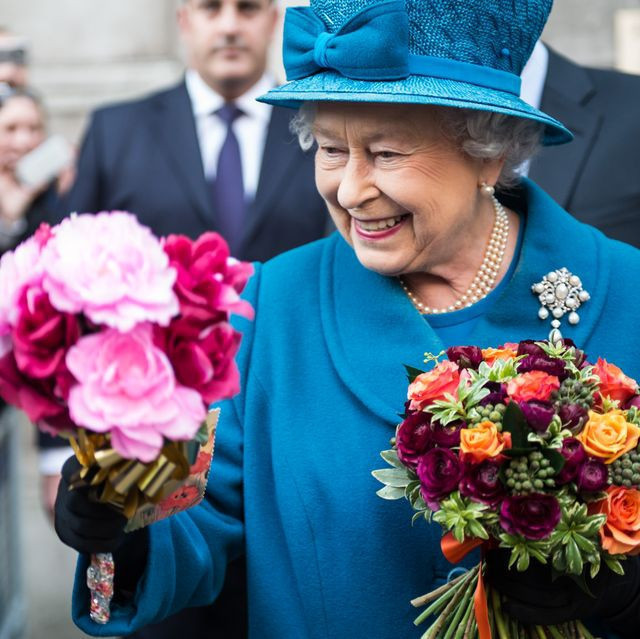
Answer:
[260,0,572,146]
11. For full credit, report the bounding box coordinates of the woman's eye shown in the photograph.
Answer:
[375,151,398,159]
[322,146,343,156]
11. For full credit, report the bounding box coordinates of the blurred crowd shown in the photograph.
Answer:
[1,1,640,638]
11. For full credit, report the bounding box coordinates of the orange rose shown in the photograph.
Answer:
[593,486,640,556]
[407,360,461,411]
[577,410,640,463]
[481,343,518,364]
[506,370,560,402]
[594,358,638,404]
[459,421,511,461]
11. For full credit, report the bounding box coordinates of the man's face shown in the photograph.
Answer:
[178,0,278,99]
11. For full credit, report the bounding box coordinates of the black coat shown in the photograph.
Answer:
[530,48,640,246]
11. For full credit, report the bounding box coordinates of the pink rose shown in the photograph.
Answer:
[66,324,205,462]
[12,286,80,380]
[407,360,462,411]
[156,321,241,405]
[41,212,179,331]
[163,233,254,327]
[594,358,638,404]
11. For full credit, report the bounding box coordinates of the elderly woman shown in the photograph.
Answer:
[55,0,640,637]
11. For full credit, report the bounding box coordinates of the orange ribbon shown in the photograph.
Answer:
[440,532,491,639]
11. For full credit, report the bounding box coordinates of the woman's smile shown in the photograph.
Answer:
[352,214,409,239]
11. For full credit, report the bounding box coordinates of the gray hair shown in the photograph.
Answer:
[290,103,543,190]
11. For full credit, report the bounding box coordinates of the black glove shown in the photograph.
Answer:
[54,455,128,554]
[486,549,640,631]
[54,455,149,594]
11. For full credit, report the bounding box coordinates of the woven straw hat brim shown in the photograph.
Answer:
[260,71,572,147]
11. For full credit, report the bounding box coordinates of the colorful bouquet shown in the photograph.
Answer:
[0,212,253,622]
[374,339,640,639]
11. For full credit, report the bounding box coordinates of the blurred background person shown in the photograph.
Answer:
[523,40,640,246]
[0,27,28,88]
[0,87,72,254]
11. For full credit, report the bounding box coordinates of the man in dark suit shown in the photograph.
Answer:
[525,43,640,246]
[42,1,330,637]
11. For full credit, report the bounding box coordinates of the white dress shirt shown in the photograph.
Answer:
[185,70,273,201]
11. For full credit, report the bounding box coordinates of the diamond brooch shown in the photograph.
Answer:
[531,268,590,343]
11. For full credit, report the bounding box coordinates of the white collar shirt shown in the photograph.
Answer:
[518,41,550,176]
[185,70,273,201]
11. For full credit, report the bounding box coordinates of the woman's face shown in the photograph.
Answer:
[313,102,502,277]
[0,95,45,172]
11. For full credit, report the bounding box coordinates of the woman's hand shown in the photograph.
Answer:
[54,455,128,554]
[485,548,640,628]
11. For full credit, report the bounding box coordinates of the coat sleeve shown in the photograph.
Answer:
[70,263,263,637]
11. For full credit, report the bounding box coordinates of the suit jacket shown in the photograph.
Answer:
[529,48,640,246]
[72,180,639,639]
[60,80,330,263]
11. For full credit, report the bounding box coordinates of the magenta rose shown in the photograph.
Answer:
[66,323,206,462]
[556,437,587,484]
[417,447,463,509]
[431,420,464,448]
[459,458,505,506]
[11,286,80,380]
[576,458,608,492]
[396,411,433,469]
[446,346,483,370]
[156,321,241,405]
[500,493,561,540]
[163,233,254,327]
[519,400,555,433]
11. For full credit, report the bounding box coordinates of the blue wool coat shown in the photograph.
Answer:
[72,180,640,637]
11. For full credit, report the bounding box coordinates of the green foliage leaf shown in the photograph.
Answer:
[543,449,566,474]
[501,402,530,449]
[376,485,406,500]
[404,364,425,384]
[380,448,405,469]
[603,554,625,576]
[371,468,412,488]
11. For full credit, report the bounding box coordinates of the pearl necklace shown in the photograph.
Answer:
[398,195,509,314]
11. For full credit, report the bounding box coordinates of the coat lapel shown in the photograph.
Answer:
[243,107,301,245]
[150,82,214,230]
[529,48,602,208]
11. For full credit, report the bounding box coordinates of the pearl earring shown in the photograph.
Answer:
[480,182,495,197]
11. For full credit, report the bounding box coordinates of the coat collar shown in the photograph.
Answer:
[319,179,609,426]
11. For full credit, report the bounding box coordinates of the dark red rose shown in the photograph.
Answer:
[396,411,433,468]
[0,351,70,431]
[163,233,253,327]
[156,321,241,405]
[446,346,483,370]
[576,458,608,493]
[11,286,80,380]
[417,447,463,510]
[558,404,589,433]
[624,395,640,410]
[431,420,464,448]
[516,340,568,379]
[519,400,555,433]
[499,493,561,540]
[459,458,505,506]
[556,437,587,484]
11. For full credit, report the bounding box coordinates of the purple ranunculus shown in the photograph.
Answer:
[576,458,609,492]
[519,400,555,433]
[479,381,507,406]
[517,340,546,358]
[446,346,483,370]
[518,354,568,380]
[499,493,561,540]
[558,404,589,433]
[459,458,505,507]
[396,411,433,469]
[431,420,464,448]
[417,448,463,510]
[556,437,587,484]
[624,395,640,411]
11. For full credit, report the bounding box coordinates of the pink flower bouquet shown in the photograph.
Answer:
[0,212,253,621]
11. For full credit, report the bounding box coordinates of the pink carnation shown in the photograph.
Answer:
[41,212,179,332]
[66,324,205,462]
